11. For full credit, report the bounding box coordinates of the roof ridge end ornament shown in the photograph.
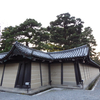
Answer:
[14,41,20,46]
[15,41,19,44]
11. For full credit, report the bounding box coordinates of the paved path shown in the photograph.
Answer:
[0,78,100,100]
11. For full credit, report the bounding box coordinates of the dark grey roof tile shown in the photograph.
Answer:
[0,52,8,59]
[48,45,89,59]
[15,42,52,59]
[15,42,32,56]
[32,50,52,59]
[0,42,89,61]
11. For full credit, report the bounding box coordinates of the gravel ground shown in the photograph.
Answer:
[0,78,100,100]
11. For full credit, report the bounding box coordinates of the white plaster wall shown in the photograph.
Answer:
[51,63,61,85]
[63,63,76,86]
[79,63,100,87]
[31,62,41,89]
[41,63,49,86]
[2,63,19,88]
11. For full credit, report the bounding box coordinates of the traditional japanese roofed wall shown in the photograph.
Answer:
[0,64,4,85]
[2,63,19,88]
[0,42,99,69]
[50,63,61,85]
[31,62,41,89]
[63,63,76,86]
[0,42,100,90]
[79,63,100,88]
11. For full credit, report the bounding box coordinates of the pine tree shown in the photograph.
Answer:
[0,19,49,52]
[47,13,97,56]
[0,26,16,52]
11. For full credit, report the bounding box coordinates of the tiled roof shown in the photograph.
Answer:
[14,42,89,60]
[32,50,52,59]
[0,52,8,59]
[14,42,32,56]
[48,45,89,59]
[15,42,52,59]
[0,42,99,68]
[0,42,89,60]
[0,42,52,60]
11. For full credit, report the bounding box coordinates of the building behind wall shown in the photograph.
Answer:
[0,42,100,93]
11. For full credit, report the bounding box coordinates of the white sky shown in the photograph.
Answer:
[0,0,100,52]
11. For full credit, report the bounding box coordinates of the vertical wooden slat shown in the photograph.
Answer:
[61,62,63,85]
[74,61,82,85]
[48,63,51,85]
[40,62,42,86]
[1,63,5,86]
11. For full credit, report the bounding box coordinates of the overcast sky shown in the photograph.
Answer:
[0,0,100,52]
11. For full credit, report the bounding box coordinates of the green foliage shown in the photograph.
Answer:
[0,12,97,61]
[0,26,16,52]
[15,18,42,46]
[47,13,97,56]
[92,52,100,65]
[81,27,97,57]
[47,13,84,50]
[0,19,49,52]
